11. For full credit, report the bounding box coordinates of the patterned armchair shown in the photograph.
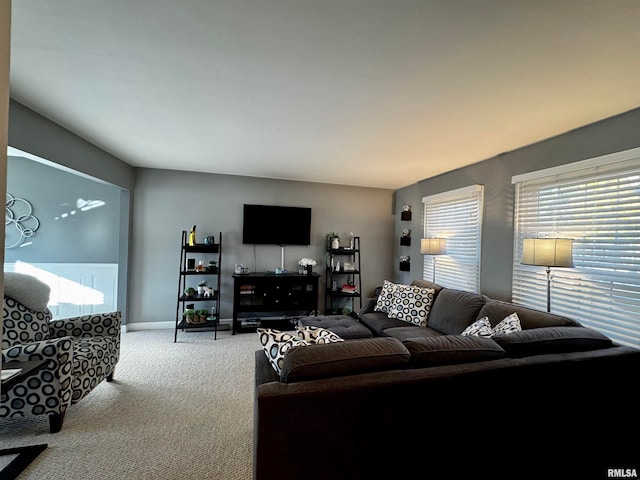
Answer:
[1,272,121,433]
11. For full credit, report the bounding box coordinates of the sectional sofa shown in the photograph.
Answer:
[253,280,639,480]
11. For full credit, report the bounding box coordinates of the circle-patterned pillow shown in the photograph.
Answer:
[387,285,435,327]
[257,328,309,375]
[374,280,398,314]
[296,325,343,344]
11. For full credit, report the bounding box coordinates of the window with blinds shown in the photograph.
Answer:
[512,147,640,349]
[422,185,484,292]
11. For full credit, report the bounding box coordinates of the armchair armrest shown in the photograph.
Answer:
[2,337,74,387]
[49,311,121,339]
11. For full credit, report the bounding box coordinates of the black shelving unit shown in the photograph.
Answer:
[325,236,362,316]
[175,230,222,342]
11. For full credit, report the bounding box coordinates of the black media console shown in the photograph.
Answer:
[232,272,320,334]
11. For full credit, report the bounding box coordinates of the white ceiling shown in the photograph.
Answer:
[9,0,640,189]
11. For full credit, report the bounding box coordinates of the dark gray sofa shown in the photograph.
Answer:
[254,280,639,480]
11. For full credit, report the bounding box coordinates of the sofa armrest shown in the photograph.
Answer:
[359,297,378,316]
[49,311,121,339]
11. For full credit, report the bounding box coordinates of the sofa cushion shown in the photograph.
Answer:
[387,284,435,327]
[427,289,486,335]
[492,326,613,358]
[257,328,310,375]
[359,311,408,336]
[477,300,580,330]
[403,335,506,367]
[280,337,411,383]
[296,325,344,344]
[299,315,373,339]
[382,325,443,342]
[374,280,397,314]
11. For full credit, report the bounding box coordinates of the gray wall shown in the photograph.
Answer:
[7,101,133,320]
[8,100,134,191]
[130,168,394,324]
[6,155,121,262]
[394,107,640,301]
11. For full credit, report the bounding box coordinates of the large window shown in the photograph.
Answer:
[422,185,484,292]
[512,147,640,349]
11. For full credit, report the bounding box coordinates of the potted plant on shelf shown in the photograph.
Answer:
[326,232,340,251]
[197,281,207,296]
[196,309,209,324]
[184,309,196,324]
[184,287,196,298]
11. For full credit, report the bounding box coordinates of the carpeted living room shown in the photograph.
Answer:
[2,2,640,480]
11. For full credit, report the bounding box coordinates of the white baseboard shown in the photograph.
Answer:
[125,319,232,332]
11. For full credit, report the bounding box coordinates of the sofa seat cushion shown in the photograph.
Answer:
[477,300,580,330]
[403,335,506,367]
[73,337,118,369]
[426,289,486,335]
[358,311,408,336]
[382,326,443,342]
[280,337,410,383]
[299,315,373,339]
[492,326,613,358]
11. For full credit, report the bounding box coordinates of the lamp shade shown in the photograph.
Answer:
[420,238,446,255]
[521,238,573,268]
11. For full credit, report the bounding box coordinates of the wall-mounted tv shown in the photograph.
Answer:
[243,204,312,245]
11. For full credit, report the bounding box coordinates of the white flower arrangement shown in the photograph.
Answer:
[298,257,317,267]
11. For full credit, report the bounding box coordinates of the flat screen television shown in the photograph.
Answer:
[243,204,312,245]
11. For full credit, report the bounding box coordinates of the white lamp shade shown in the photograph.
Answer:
[521,238,573,267]
[420,238,446,255]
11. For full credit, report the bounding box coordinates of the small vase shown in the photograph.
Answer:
[331,238,340,249]
[305,265,313,275]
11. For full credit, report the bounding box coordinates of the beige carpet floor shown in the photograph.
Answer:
[0,329,258,479]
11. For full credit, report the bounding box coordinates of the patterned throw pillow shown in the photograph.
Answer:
[461,313,522,337]
[296,326,344,344]
[257,328,310,375]
[374,280,397,314]
[387,285,436,327]
[461,316,494,337]
[493,312,522,335]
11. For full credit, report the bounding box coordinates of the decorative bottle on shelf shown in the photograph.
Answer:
[189,225,197,246]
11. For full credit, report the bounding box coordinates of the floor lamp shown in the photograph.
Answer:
[420,238,446,283]
[521,238,573,312]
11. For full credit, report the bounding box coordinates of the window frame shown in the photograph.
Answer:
[422,184,484,293]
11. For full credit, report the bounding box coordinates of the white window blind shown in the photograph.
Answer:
[422,185,484,292]
[512,147,640,349]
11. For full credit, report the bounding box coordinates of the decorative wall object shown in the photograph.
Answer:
[400,228,411,246]
[401,205,412,221]
[5,193,40,248]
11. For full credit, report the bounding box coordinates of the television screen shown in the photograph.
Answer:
[243,204,312,245]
